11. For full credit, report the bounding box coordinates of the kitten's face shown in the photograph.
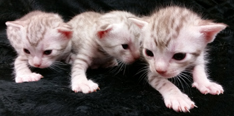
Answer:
[129,6,226,79]
[97,23,141,64]
[142,26,204,78]
[5,11,73,69]
[21,28,71,68]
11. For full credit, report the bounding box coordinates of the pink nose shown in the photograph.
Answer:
[156,69,166,74]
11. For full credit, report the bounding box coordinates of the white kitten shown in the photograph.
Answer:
[68,11,143,93]
[131,6,227,112]
[5,11,72,83]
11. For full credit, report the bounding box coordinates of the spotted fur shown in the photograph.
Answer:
[68,11,143,93]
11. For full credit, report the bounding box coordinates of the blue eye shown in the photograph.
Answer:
[173,53,186,60]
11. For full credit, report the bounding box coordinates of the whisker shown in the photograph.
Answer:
[173,72,193,93]
[134,65,148,76]
[109,61,124,76]
[180,72,193,83]
[49,61,70,72]
[177,75,185,92]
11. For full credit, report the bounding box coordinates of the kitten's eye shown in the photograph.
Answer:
[145,49,154,57]
[43,50,52,55]
[23,48,30,54]
[122,44,129,49]
[173,53,186,60]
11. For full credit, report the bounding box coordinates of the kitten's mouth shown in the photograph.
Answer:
[30,64,50,69]
[33,65,46,69]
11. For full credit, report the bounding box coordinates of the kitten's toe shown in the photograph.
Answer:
[15,73,43,83]
[72,80,99,94]
[164,93,195,112]
[192,82,224,95]
[15,77,23,83]
[207,83,224,95]
[192,82,210,94]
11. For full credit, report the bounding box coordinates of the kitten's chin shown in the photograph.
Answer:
[32,65,49,69]
[30,64,51,69]
[154,72,179,79]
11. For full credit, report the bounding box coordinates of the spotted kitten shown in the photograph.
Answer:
[5,11,72,83]
[131,6,227,112]
[68,11,143,93]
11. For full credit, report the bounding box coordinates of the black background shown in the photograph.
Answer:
[0,0,234,116]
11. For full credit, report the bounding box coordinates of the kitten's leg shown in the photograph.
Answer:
[14,56,43,83]
[192,64,224,95]
[148,72,195,112]
[71,54,99,94]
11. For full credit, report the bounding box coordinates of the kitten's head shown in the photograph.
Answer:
[6,11,72,68]
[95,11,146,64]
[132,7,227,78]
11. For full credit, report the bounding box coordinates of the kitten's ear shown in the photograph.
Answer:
[128,18,148,29]
[57,24,73,39]
[199,22,227,43]
[97,24,112,39]
[5,21,25,29]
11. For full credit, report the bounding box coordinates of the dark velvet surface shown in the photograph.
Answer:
[0,0,234,116]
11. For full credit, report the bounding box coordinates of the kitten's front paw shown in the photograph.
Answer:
[72,80,99,94]
[192,81,224,95]
[15,73,43,83]
[164,93,196,112]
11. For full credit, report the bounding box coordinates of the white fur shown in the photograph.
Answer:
[5,11,72,83]
[68,11,143,93]
[133,6,227,112]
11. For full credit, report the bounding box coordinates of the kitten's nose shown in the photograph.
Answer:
[156,69,166,75]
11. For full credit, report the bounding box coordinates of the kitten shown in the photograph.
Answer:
[131,6,227,112]
[68,11,143,93]
[5,11,72,83]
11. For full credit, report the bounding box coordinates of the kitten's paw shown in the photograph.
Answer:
[164,93,196,112]
[15,73,43,83]
[72,80,99,94]
[192,81,224,95]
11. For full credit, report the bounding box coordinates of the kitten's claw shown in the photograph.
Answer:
[164,92,195,112]
[185,107,190,113]
[166,104,172,109]
[191,104,198,108]
[192,81,224,95]
[15,73,43,83]
[72,80,99,94]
